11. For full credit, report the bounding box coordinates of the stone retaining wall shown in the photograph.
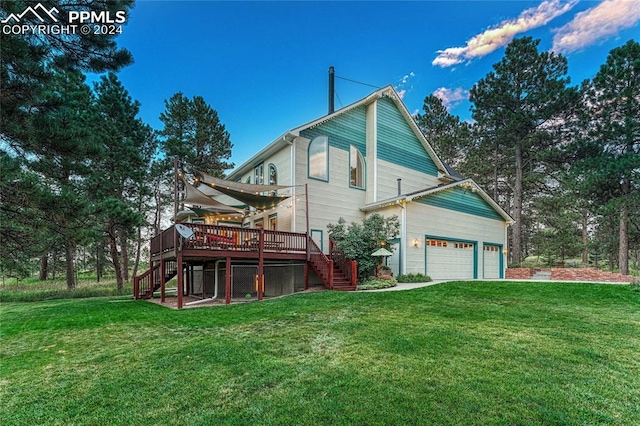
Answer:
[506,268,635,283]
[550,268,635,283]
[505,268,533,279]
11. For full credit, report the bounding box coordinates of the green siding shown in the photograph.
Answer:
[416,187,504,221]
[377,97,438,176]
[300,106,366,154]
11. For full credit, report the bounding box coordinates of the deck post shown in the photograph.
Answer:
[225,256,231,304]
[351,260,358,286]
[160,259,166,303]
[304,262,309,290]
[258,229,264,301]
[328,259,334,290]
[186,264,192,296]
[177,251,183,309]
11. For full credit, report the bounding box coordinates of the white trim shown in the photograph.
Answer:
[291,141,296,233]
[360,179,515,224]
[401,201,406,275]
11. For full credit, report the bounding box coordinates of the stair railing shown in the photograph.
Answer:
[133,264,156,299]
[308,236,333,289]
[329,238,357,286]
[133,260,178,299]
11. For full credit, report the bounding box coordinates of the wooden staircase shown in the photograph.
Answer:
[330,263,356,291]
[133,260,178,299]
[308,236,357,291]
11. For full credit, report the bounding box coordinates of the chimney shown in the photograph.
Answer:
[397,178,402,196]
[328,66,335,114]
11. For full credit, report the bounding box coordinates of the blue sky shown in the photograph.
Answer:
[112,0,640,169]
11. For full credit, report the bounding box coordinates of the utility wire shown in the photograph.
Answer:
[334,90,343,108]
[335,75,381,89]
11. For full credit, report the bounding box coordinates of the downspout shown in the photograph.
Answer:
[288,135,296,233]
[185,259,223,306]
[398,199,407,276]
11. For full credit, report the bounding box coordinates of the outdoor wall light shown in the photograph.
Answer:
[413,238,420,248]
[502,248,508,255]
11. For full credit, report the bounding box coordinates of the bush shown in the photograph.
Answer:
[357,277,397,290]
[396,273,431,283]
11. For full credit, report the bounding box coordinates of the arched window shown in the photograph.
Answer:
[268,164,277,185]
[267,164,278,196]
[245,176,251,184]
[308,136,328,181]
[350,145,365,189]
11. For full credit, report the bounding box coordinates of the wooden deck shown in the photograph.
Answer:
[151,224,308,262]
[136,224,356,309]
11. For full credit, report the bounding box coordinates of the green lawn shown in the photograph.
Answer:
[1,282,639,425]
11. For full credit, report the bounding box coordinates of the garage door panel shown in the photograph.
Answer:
[426,239,474,280]
[483,245,500,279]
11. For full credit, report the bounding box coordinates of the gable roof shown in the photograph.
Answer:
[227,85,456,181]
[361,178,515,224]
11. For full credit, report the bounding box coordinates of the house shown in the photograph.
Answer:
[135,85,513,307]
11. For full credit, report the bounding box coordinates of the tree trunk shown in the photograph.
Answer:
[64,243,76,290]
[39,254,49,281]
[109,229,124,292]
[120,234,129,282]
[493,142,499,201]
[619,196,629,275]
[132,225,142,278]
[512,144,523,264]
[581,211,588,267]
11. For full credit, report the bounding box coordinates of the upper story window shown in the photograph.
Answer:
[245,176,251,184]
[268,164,278,196]
[350,145,365,189]
[254,163,264,185]
[268,164,277,185]
[308,136,328,181]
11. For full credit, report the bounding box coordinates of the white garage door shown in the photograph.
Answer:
[483,245,501,279]
[425,239,475,279]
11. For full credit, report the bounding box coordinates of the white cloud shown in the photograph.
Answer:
[395,72,416,99]
[432,87,469,110]
[552,0,640,53]
[432,0,577,67]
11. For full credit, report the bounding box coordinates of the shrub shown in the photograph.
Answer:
[328,214,400,281]
[357,277,397,290]
[396,273,431,283]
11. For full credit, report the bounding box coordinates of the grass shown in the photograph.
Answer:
[1,281,639,425]
[0,277,132,302]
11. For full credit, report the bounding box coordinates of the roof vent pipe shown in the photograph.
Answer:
[328,66,335,115]
[397,178,402,197]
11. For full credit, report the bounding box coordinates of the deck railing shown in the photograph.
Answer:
[150,224,308,257]
[308,236,333,289]
[330,237,358,286]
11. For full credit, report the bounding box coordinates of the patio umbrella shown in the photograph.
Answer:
[371,247,393,257]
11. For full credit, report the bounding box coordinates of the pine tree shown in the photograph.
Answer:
[415,95,471,170]
[573,40,640,274]
[90,73,150,291]
[469,37,576,264]
[160,93,234,178]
